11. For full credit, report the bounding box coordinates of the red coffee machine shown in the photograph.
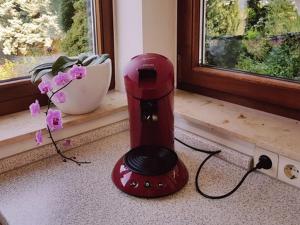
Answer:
[112,53,188,198]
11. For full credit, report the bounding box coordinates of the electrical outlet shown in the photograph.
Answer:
[254,146,278,177]
[278,156,300,188]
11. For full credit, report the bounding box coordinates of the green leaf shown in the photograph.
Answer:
[84,54,109,66]
[60,61,78,71]
[51,56,78,75]
[29,62,53,73]
[98,54,110,64]
[82,55,98,66]
[30,64,53,83]
[96,54,109,65]
[77,53,90,63]
[31,68,52,83]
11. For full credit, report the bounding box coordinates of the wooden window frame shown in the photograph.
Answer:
[177,0,300,120]
[0,0,114,116]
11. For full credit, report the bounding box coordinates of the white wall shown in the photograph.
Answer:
[142,0,177,76]
[113,0,144,91]
[113,0,177,91]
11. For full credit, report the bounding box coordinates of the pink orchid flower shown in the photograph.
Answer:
[46,109,63,131]
[29,99,40,117]
[69,65,87,80]
[38,80,53,94]
[54,72,71,86]
[35,130,43,145]
[53,92,66,103]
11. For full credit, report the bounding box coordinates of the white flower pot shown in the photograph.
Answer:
[44,59,112,115]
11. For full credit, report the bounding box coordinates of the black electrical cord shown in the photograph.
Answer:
[175,137,272,199]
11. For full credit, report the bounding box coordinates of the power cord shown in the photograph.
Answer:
[175,137,272,199]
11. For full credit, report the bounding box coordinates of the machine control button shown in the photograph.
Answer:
[120,164,128,172]
[158,183,164,188]
[129,181,138,188]
[144,181,151,188]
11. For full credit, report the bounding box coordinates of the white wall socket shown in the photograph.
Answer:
[254,146,278,178]
[278,156,300,188]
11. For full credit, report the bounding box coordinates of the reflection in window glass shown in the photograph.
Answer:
[0,0,94,81]
[203,0,300,81]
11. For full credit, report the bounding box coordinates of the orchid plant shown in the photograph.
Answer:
[30,53,109,83]
[29,64,91,165]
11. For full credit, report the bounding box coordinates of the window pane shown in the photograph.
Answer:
[202,0,300,82]
[0,0,94,81]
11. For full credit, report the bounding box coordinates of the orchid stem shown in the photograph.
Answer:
[49,80,73,99]
[46,80,91,165]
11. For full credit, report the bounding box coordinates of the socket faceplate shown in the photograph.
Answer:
[254,147,279,178]
[278,156,300,188]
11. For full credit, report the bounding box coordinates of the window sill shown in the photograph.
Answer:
[1,89,299,163]
[175,90,300,162]
[0,91,127,159]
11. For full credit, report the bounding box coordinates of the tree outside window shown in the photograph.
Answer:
[0,0,93,81]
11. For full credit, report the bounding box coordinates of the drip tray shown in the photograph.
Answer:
[124,146,178,176]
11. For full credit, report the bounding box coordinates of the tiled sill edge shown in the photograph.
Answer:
[0,120,129,175]
[1,89,299,169]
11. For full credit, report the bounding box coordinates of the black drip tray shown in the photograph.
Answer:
[124,146,178,176]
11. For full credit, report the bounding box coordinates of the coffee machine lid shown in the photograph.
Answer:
[124,53,174,100]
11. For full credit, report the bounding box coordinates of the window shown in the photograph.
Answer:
[202,0,300,82]
[177,0,300,120]
[0,0,114,115]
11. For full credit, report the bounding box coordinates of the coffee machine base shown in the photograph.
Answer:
[112,146,189,198]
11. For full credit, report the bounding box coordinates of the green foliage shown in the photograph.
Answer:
[246,0,268,32]
[244,28,261,40]
[265,49,298,79]
[236,53,269,74]
[237,35,300,79]
[59,0,76,32]
[60,0,90,56]
[205,0,300,81]
[245,0,300,35]
[206,0,241,37]
[264,0,300,35]
[242,31,270,60]
[0,59,17,80]
[239,0,300,78]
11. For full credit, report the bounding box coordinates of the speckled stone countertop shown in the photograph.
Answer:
[0,131,299,225]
